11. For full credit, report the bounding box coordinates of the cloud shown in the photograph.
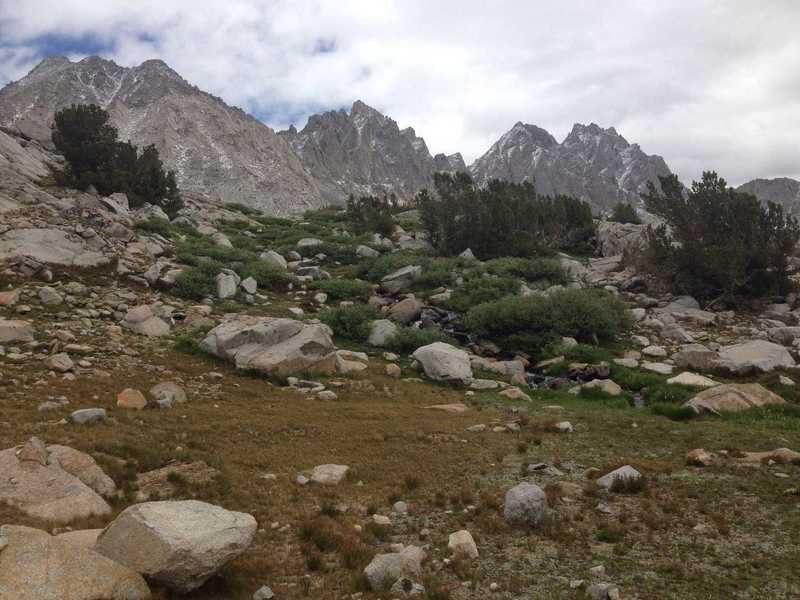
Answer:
[1,0,798,184]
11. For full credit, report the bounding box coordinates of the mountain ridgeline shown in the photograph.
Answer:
[0,55,796,215]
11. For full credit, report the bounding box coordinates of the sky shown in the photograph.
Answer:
[1,0,798,185]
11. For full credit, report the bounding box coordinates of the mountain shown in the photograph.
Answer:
[278,101,463,204]
[0,55,322,215]
[737,177,800,215]
[469,122,672,213]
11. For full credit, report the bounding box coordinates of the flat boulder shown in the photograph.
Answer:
[685,383,785,414]
[122,305,170,337]
[0,525,150,600]
[0,438,112,524]
[0,228,109,268]
[95,500,257,593]
[0,318,34,343]
[412,342,472,384]
[380,265,422,294]
[309,464,350,485]
[715,340,795,374]
[200,316,336,376]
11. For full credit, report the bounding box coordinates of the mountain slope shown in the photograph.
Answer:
[279,101,462,203]
[0,56,322,215]
[470,122,672,213]
[737,177,800,215]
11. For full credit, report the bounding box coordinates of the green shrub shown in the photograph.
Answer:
[313,279,374,302]
[563,344,615,364]
[641,171,800,305]
[238,261,296,291]
[357,253,426,282]
[643,383,702,405]
[172,262,220,299]
[385,327,455,353]
[319,304,377,341]
[651,403,696,421]
[483,257,568,285]
[609,366,665,392]
[135,218,173,237]
[464,288,632,358]
[448,275,520,311]
[346,193,398,236]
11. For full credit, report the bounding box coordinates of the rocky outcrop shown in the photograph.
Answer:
[200,316,337,376]
[0,56,321,215]
[595,220,647,257]
[412,342,472,383]
[685,383,786,414]
[0,525,151,600]
[470,122,671,214]
[94,500,257,593]
[737,177,800,216]
[0,438,113,524]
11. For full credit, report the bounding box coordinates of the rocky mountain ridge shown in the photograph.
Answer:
[737,177,800,215]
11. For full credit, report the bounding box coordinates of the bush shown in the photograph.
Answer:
[464,288,632,358]
[416,172,596,258]
[357,253,426,282]
[609,366,664,392]
[346,193,398,236]
[643,383,702,405]
[385,327,455,353]
[609,202,641,224]
[319,304,377,341]
[448,275,520,311]
[483,257,568,285]
[651,403,696,421]
[312,279,374,302]
[172,262,220,299]
[641,172,800,305]
[238,261,296,291]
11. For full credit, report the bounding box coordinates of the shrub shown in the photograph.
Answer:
[172,262,220,299]
[448,275,520,311]
[651,403,696,421]
[238,261,296,291]
[346,193,398,236]
[643,383,702,405]
[464,288,632,358]
[641,172,800,305]
[357,253,426,282]
[416,172,596,258]
[385,327,455,353]
[609,366,665,392]
[609,202,641,224]
[483,257,568,285]
[319,304,377,341]
[313,279,374,302]
[609,475,647,494]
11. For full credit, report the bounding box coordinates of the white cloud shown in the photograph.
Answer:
[1,0,798,184]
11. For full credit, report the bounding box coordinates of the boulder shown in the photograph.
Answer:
[200,316,337,376]
[149,382,187,406]
[685,383,785,414]
[0,525,150,600]
[448,530,478,559]
[117,388,148,410]
[503,482,547,527]
[0,438,112,524]
[240,276,258,294]
[0,228,109,268]
[309,464,350,485]
[95,500,257,593]
[0,318,34,342]
[380,265,422,294]
[47,444,116,498]
[260,250,287,269]
[122,306,170,337]
[715,340,796,374]
[363,546,425,592]
[574,379,622,397]
[596,465,642,490]
[368,319,399,347]
[411,342,472,383]
[70,408,107,425]
[667,372,718,388]
[296,238,323,248]
[356,244,380,258]
[38,285,64,305]
[215,272,238,299]
[388,296,424,324]
[45,352,74,373]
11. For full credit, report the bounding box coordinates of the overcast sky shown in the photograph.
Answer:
[1,0,798,184]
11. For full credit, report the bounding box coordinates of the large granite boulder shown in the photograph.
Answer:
[200,316,336,376]
[685,383,786,414]
[0,438,113,524]
[367,319,398,347]
[363,545,425,592]
[0,228,109,268]
[0,525,151,600]
[715,340,796,374]
[412,342,472,383]
[95,500,257,593]
[380,265,422,294]
[504,482,547,527]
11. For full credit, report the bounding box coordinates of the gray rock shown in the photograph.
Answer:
[412,342,472,383]
[381,265,422,294]
[215,272,238,299]
[0,318,34,343]
[356,244,380,258]
[122,305,171,337]
[716,340,796,374]
[503,482,547,527]
[596,465,642,490]
[0,228,109,268]
[363,545,425,592]
[253,586,275,600]
[260,250,287,269]
[367,319,399,347]
[240,276,258,294]
[388,296,423,324]
[201,316,337,376]
[95,500,257,593]
[38,285,64,305]
[45,352,74,373]
[70,408,107,424]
